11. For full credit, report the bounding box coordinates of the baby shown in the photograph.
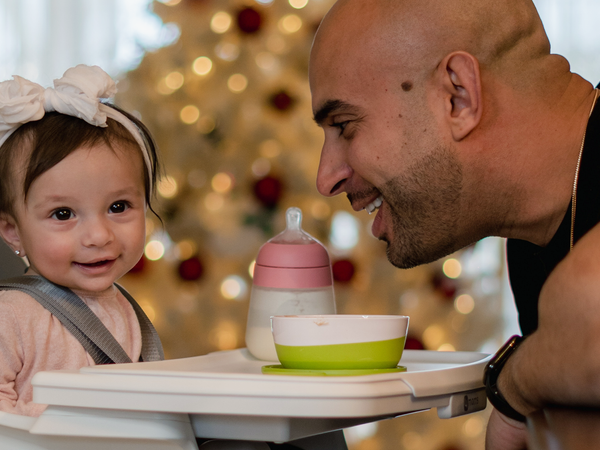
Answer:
[0,65,163,416]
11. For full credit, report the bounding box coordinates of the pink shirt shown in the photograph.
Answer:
[0,285,142,416]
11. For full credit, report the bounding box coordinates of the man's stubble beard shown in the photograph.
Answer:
[381,145,464,269]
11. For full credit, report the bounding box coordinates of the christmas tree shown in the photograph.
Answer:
[117,1,512,448]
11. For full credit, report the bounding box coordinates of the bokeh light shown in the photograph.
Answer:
[227,73,248,93]
[211,12,231,33]
[454,294,475,314]
[192,56,213,75]
[443,258,462,278]
[279,14,302,34]
[289,0,309,8]
[423,324,444,349]
[220,275,248,300]
[157,175,178,199]
[165,71,184,90]
[180,105,200,124]
[211,172,234,193]
[145,240,165,261]
[204,192,224,211]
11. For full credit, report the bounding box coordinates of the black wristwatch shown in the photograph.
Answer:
[483,335,527,422]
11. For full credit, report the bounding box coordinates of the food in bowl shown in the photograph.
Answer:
[270,315,409,370]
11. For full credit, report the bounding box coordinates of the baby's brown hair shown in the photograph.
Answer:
[0,104,160,221]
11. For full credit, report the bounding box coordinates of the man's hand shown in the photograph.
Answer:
[485,408,528,450]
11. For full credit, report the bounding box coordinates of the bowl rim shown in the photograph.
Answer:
[271,314,409,320]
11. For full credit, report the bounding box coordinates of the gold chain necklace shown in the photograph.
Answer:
[570,88,600,250]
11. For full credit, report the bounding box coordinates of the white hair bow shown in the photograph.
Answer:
[0,65,152,191]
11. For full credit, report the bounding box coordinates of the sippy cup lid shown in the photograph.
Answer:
[253,207,333,288]
[256,207,330,268]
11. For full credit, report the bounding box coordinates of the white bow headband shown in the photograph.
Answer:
[0,64,153,192]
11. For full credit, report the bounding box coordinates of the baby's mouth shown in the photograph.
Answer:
[365,196,383,214]
[77,259,114,267]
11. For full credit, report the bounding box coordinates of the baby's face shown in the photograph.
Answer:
[12,142,147,292]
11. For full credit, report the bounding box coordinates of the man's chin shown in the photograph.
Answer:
[383,237,441,270]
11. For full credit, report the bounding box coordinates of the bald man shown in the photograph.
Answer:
[310,0,599,448]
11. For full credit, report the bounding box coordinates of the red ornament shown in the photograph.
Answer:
[270,90,294,111]
[178,256,204,281]
[332,259,355,283]
[253,176,283,209]
[237,7,262,34]
[404,336,425,350]
[128,256,146,274]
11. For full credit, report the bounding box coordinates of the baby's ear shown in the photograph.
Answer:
[0,214,23,255]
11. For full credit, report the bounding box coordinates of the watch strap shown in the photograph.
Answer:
[484,335,527,422]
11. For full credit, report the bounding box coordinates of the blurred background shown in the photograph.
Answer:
[1,0,599,448]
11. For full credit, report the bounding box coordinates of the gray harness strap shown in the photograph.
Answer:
[0,275,164,364]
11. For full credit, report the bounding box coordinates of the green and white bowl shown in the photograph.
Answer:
[270,315,409,370]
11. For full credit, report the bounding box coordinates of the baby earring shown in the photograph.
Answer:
[15,250,20,256]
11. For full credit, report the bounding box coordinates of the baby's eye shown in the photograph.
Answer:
[51,209,73,221]
[109,201,129,214]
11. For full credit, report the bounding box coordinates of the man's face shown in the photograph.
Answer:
[309,24,464,268]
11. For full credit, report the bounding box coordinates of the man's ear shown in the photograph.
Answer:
[0,214,23,255]
[438,51,482,141]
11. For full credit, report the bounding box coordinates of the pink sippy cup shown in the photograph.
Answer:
[245,207,336,361]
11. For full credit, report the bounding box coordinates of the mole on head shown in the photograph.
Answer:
[401,81,413,92]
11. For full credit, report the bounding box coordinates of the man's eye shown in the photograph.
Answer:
[51,209,73,221]
[332,121,349,135]
[109,201,129,213]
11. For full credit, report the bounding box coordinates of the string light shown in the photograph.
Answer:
[227,73,248,93]
[215,42,239,61]
[278,15,302,34]
[176,240,196,260]
[255,52,278,72]
[443,258,462,278]
[251,158,271,177]
[289,0,308,8]
[454,294,475,314]
[180,105,200,124]
[158,175,178,198]
[211,12,232,33]
[156,79,175,95]
[220,275,247,300]
[211,172,234,193]
[192,56,213,75]
[145,240,165,261]
[165,71,184,90]
[423,324,444,348]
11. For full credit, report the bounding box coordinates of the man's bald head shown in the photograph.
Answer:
[311,0,554,94]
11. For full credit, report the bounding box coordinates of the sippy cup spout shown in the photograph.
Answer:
[269,207,314,245]
[286,207,302,231]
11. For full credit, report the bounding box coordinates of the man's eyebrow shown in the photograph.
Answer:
[313,99,360,126]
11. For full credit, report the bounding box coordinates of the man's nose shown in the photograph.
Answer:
[316,143,353,197]
[82,217,114,247]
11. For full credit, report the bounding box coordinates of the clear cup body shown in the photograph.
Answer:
[245,285,336,361]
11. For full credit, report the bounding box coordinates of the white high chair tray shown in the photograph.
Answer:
[29,348,490,442]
